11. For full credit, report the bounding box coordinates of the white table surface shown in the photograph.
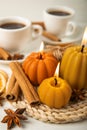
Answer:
[0,0,87,130]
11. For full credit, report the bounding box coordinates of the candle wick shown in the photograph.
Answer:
[54,78,57,85]
[81,45,85,53]
[40,53,42,59]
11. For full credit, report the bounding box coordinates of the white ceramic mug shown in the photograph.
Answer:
[0,16,42,51]
[43,6,76,38]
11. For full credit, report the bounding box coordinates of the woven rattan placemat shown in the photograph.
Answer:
[12,90,87,124]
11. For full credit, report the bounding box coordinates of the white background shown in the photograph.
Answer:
[0,0,87,130]
[0,0,86,25]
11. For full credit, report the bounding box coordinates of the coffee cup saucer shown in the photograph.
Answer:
[0,58,24,65]
[0,52,26,65]
[42,24,84,45]
[0,36,41,65]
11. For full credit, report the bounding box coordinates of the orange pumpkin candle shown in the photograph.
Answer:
[22,51,58,86]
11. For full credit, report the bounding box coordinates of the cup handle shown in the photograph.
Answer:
[65,21,77,36]
[32,24,43,39]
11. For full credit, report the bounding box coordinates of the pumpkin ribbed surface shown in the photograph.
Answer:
[22,52,58,85]
[59,46,87,90]
[38,77,72,109]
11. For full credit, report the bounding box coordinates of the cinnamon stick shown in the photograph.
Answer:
[6,74,20,101]
[32,21,46,30]
[42,31,61,42]
[9,62,40,105]
[0,48,11,60]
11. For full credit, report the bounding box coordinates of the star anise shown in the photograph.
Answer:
[1,108,27,129]
[70,89,85,102]
[0,92,5,106]
[12,53,24,60]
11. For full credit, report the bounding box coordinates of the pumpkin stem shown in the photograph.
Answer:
[81,45,85,53]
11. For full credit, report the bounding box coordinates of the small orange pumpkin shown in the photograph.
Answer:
[22,52,58,85]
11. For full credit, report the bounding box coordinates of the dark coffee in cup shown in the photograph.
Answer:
[0,22,25,29]
[48,10,70,16]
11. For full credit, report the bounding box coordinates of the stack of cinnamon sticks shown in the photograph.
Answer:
[6,62,40,105]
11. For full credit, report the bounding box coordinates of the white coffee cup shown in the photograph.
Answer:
[0,16,42,51]
[43,6,76,38]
